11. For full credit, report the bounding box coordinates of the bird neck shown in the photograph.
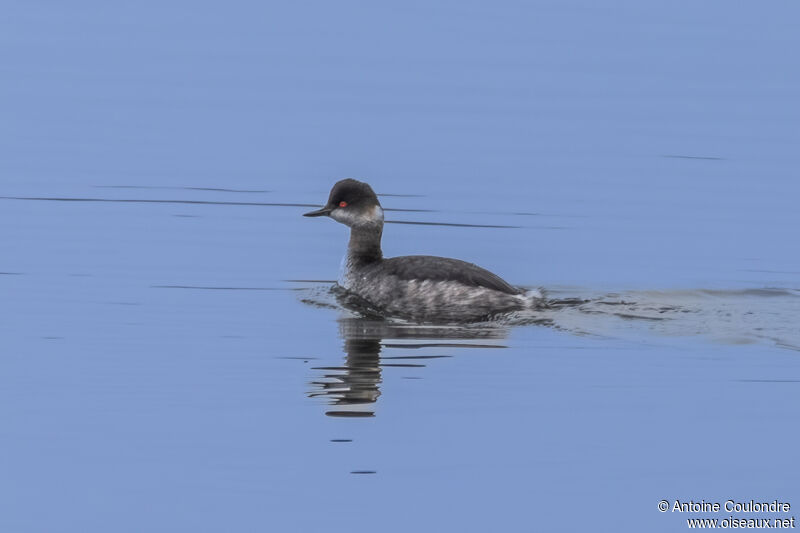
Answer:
[347,223,383,265]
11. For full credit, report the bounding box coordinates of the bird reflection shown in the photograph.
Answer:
[308,331,383,418]
[308,316,510,417]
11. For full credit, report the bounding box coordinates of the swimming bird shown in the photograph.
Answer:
[304,179,542,322]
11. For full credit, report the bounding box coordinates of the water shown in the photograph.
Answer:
[2,2,799,531]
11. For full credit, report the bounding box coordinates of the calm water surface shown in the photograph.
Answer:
[2,2,799,532]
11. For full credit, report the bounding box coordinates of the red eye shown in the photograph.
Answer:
[338,201,348,207]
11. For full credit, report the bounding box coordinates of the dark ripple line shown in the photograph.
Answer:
[284,279,338,283]
[326,412,374,418]
[381,355,452,360]
[382,342,506,349]
[312,366,374,371]
[663,154,724,160]
[736,379,800,383]
[1,195,314,207]
[0,196,430,213]
[95,185,272,193]
[613,313,668,321]
[151,285,291,291]
[103,187,422,198]
[511,212,589,219]
[386,220,520,229]
[742,269,800,274]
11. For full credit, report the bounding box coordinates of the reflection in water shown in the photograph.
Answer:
[304,285,800,416]
[301,284,800,416]
[308,317,509,417]
[309,332,382,418]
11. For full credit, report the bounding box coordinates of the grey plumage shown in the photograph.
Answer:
[374,256,521,295]
[305,179,540,322]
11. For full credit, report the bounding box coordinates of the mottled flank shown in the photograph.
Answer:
[341,263,538,322]
[378,255,520,295]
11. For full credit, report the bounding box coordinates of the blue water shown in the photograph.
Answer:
[2,2,799,532]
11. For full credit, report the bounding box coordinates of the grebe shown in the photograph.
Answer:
[304,179,542,322]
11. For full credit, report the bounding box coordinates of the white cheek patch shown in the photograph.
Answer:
[331,208,359,225]
[331,205,384,227]
[357,205,384,226]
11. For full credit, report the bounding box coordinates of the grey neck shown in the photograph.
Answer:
[347,224,383,265]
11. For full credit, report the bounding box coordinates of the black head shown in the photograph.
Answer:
[304,179,383,228]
